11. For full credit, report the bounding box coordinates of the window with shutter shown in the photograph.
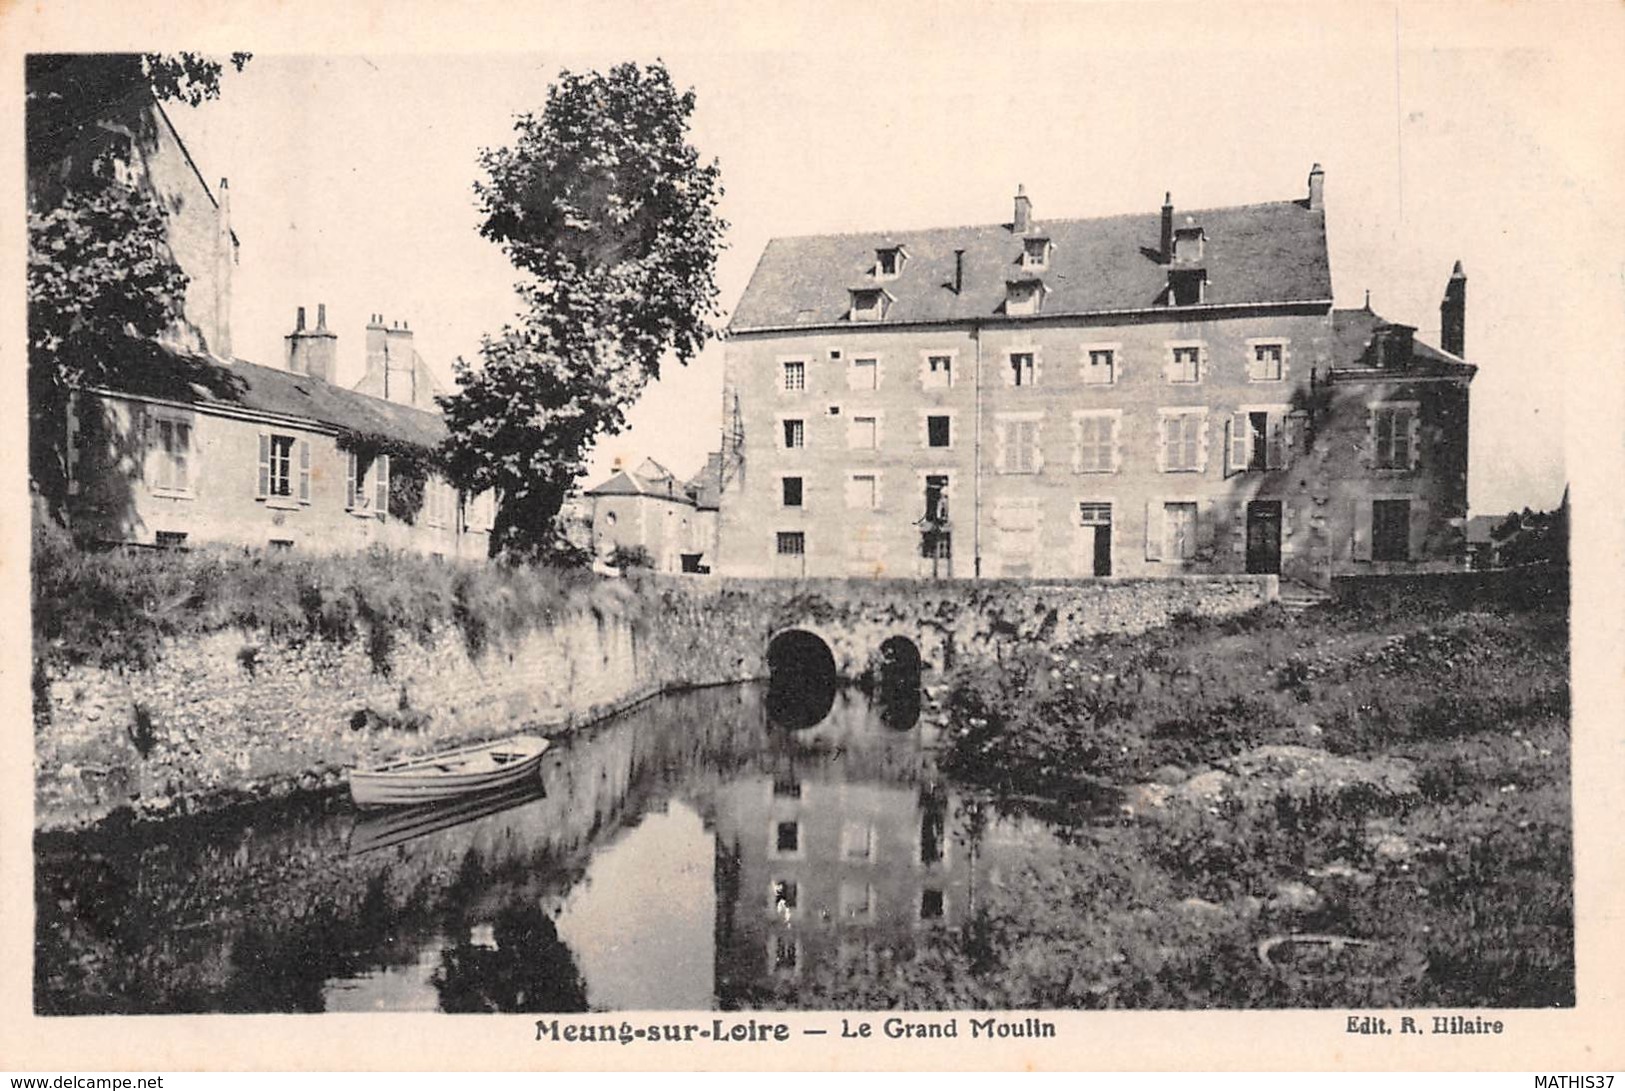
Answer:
[1161,412,1205,472]
[1372,499,1411,561]
[1164,502,1198,560]
[261,434,296,499]
[1144,499,1164,561]
[1371,404,1419,469]
[1074,414,1116,473]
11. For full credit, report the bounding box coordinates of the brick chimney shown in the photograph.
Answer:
[1440,260,1467,357]
[1160,192,1174,262]
[1012,185,1032,234]
[366,314,419,405]
[1307,163,1325,211]
[285,303,337,382]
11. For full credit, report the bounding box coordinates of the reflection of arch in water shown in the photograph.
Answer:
[766,628,837,730]
[873,635,922,730]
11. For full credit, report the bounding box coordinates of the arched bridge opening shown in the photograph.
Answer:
[766,628,837,731]
[872,635,923,731]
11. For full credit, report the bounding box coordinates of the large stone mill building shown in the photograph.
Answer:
[716,166,1475,587]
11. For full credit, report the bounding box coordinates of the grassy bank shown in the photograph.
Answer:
[759,574,1572,1010]
[30,521,615,675]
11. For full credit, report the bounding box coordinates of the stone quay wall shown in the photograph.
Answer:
[35,572,1275,831]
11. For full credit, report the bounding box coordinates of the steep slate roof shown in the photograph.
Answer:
[102,338,447,449]
[584,465,694,503]
[1331,308,1475,373]
[686,452,723,511]
[730,198,1330,332]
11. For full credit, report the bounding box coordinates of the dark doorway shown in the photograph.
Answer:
[765,630,837,730]
[1246,500,1283,575]
[1080,502,1112,576]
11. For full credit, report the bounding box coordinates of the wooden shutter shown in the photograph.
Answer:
[1145,499,1164,561]
[376,454,391,517]
[1197,499,1217,558]
[1193,415,1208,473]
[1267,413,1285,470]
[1284,413,1303,467]
[298,440,311,502]
[1109,417,1123,473]
[1352,501,1374,562]
[1228,413,1246,475]
[346,451,357,509]
[256,432,270,498]
[1407,412,1422,470]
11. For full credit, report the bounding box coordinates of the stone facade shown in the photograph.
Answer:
[718,168,1475,587]
[67,383,495,556]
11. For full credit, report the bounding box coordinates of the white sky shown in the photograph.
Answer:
[142,3,1614,515]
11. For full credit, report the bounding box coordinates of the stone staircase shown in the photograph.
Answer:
[1278,579,1335,613]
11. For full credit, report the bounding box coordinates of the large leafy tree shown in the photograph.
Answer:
[439,61,725,559]
[26,53,249,519]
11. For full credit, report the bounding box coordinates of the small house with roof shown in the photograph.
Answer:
[717,166,1475,586]
[584,455,720,573]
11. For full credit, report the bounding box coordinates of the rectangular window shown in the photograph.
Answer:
[848,415,878,449]
[1075,415,1117,473]
[1164,501,1198,560]
[849,357,878,391]
[150,416,192,494]
[924,354,952,389]
[997,500,1040,575]
[1023,237,1050,268]
[347,451,391,514]
[1373,499,1411,561]
[920,888,946,921]
[1010,352,1035,387]
[772,775,803,799]
[923,475,949,524]
[782,359,806,391]
[841,823,874,861]
[265,434,295,498]
[782,419,804,449]
[781,476,803,507]
[1170,270,1205,306]
[1162,413,1204,472]
[772,879,799,914]
[775,531,805,556]
[1001,419,1040,473]
[846,473,878,510]
[1169,346,1201,384]
[155,530,188,549]
[1372,405,1415,469]
[772,934,799,973]
[1248,411,1271,471]
[1250,343,1284,381]
[927,415,951,448]
[839,881,875,922]
[1084,348,1115,385]
[268,539,294,551]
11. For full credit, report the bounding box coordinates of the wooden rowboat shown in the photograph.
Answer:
[349,734,550,809]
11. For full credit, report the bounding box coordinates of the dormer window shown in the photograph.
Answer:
[848,288,892,322]
[1168,269,1206,307]
[875,246,908,280]
[1005,278,1047,316]
[1022,237,1051,270]
[1173,224,1205,264]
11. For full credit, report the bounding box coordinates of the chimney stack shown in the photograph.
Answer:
[285,303,337,382]
[1160,192,1174,263]
[1307,163,1325,211]
[1440,260,1467,357]
[1012,185,1032,234]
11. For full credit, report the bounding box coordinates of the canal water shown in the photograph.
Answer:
[35,682,1064,1014]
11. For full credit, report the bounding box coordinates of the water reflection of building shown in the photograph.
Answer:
[709,755,972,1005]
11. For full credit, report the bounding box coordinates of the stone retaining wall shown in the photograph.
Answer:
[35,572,1275,831]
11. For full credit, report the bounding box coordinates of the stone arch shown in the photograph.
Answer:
[873,634,923,731]
[765,628,837,730]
